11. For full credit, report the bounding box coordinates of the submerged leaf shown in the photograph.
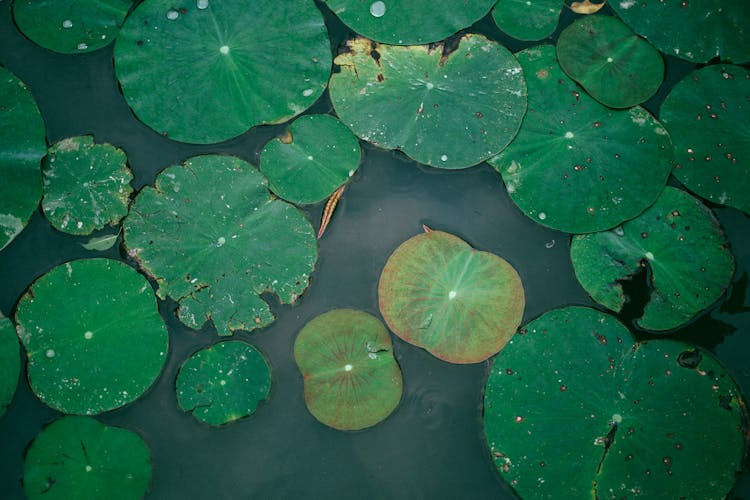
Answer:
[81,231,119,251]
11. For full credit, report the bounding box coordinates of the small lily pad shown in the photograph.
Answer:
[294,309,403,430]
[378,230,524,364]
[260,115,361,204]
[571,187,734,331]
[23,416,152,499]
[491,0,563,41]
[1,315,20,417]
[0,67,46,251]
[484,306,746,499]
[14,258,169,414]
[42,136,133,235]
[123,154,317,336]
[176,341,271,426]
[329,35,527,169]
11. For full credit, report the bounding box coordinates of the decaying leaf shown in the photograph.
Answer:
[570,0,606,14]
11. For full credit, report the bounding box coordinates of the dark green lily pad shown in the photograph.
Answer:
[123,154,317,336]
[14,258,169,414]
[176,341,271,426]
[42,136,132,235]
[260,115,361,204]
[378,230,524,364]
[13,0,130,54]
[24,416,151,499]
[571,187,734,331]
[556,15,664,108]
[660,65,750,214]
[114,0,331,144]
[484,306,746,499]
[0,67,46,251]
[491,0,563,41]
[611,0,750,64]
[488,45,673,233]
[329,35,527,169]
[294,309,402,430]
[322,0,495,45]
[1,315,20,417]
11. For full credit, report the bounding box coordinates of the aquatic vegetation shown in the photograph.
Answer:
[491,0,564,41]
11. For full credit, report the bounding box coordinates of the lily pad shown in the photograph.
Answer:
[660,65,750,214]
[1,315,20,417]
[488,45,673,233]
[571,187,734,331]
[0,67,46,251]
[556,15,664,108]
[294,309,402,430]
[491,0,563,41]
[13,0,130,54]
[123,154,317,336]
[114,0,331,144]
[329,35,527,169]
[322,0,496,45]
[378,230,524,364]
[260,115,361,204]
[14,258,169,414]
[23,416,151,499]
[484,306,746,499]
[42,136,133,235]
[176,341,271,426]
[611,0,750,64]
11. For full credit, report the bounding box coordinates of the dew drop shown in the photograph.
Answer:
[46,349,55,358]
[85,465,93,472]
[369,1,386,17]
[426,82,434,90]
[448,290,457,300]
[197,0,209,8]
[538,212,547,220]
[77,43,88,50]
[564,131,574,139]
[62,19,73,29]
[302,88,314,97]
[220,45,229,55]
[440,154,448,162]
[344,364,353,371]
[84,331,93,340]
[166,9,179,20]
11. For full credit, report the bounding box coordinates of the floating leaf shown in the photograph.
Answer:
[378,230,524,363]
[488,45,673,233]
[0,315,20,417]
[0,67,46,252]
[484,306,746,499]
[491,0,563,41]
[318,185,345,239]
[14,258,169,414]
[23,416,151,499]
[570,0,606,14]
[294,309,403,430]
[557,15,664,108]
[114,0,331,144]
[81,231,120,251]
[176,341,271,426]
[329,35,527,169]
[660,64,750,214]
[123,155,317,336]
[42,136,133,235]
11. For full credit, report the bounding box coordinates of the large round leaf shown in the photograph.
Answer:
[0,67,46,251]
[322,0,495,45]
[488,45,673,233]
[123,154,317,336]
[329,35,527,169]
[42,136,133,235]
[484,306,746,499]
[294,309,403,431]
[14,258,169,414]
[114,0,331,144]
[556,15,664,108]
[23,416,151,499]
[571,187,734,332]
[13,0,130,54]
[0,315,20,417]
[660,65,750,214]
[491,0,563,42]
[378,230,524,363]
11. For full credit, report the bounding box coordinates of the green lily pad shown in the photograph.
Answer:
[14,258,169,414]
[329,35,527,169]
[322,0,496,45]
[13,0,130,54]
[294,309,402,430]
[1,315,20,417]
[660,65,750,214]
[487,45,673,233]
[260,115,361,204]
[491,0,563,41]
[176,341,271,426]
[0,67,46,251]
[378,230,524,364]
[42,136,133,235]
[484,306,746,499]
[556,15,664,108]
[24,416,152,499]
[123,154,317,336]
[571,187,734,332]
[611,0,750,64]
[114,0,331,144]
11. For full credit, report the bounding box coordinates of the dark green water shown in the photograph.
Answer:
[1,2,749,498]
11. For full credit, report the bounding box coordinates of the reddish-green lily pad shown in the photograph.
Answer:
[1,315,20,417]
